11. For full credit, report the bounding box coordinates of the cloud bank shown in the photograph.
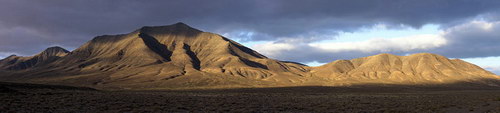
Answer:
[1,0,500,56]
[253,20,500,63]
[1,0,500,75]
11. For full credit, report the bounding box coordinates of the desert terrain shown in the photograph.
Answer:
[1,82,500,113]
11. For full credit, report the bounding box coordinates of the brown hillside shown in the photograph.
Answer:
[311,53,500,86]
[0,23,498,90]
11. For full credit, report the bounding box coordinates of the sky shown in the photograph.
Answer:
[0,0,500,74]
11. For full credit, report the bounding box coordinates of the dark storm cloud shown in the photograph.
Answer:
[430,21,500,58]
[1,0,500,56]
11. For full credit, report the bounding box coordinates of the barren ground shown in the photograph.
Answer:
[1,83,500,113]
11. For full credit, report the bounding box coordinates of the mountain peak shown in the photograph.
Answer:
[0,46,69,70]
[6,54,17,58]
[371,53,400,57]
[38,46,69,57]
[139,22,202,34]
[0,55,19,61]
[408,53,440,57]
[44,46,68,52]
[174,22,189,26]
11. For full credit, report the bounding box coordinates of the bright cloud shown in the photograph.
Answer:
[251,20,500,62]
[309,34,446,52]
[250,24,448,62]
[483,66,500,75]
[252,42,296,57]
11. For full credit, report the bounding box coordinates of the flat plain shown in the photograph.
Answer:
[1,82,500,113]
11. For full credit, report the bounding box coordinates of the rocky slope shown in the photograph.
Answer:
[0,23,498,90]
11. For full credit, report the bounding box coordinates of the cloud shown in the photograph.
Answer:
[0,25,55,55]
[309,34,446,52]
[253,43,296,57]
[431,21,500,58]
[483,66,500,75]
[253,20,500,63]
[253,34,447,62]
[2,0,500,56]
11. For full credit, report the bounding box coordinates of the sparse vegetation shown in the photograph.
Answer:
[1,85,499,112]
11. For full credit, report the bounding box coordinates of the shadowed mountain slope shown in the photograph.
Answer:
[0,46,69,70]
[0,23,498,90]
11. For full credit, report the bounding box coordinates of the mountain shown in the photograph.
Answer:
[0,23,499,90]
[311,53,500,86]
[0,46,69,70]
[0,23,309,89]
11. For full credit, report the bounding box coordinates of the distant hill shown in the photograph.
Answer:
[0,22,499,90]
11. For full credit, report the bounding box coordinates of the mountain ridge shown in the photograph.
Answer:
[0,22,498,90]
[0,46,69,70]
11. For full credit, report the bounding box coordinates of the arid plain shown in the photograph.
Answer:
[1,82,500,112]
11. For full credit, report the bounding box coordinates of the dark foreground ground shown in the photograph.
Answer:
[1,82,500,113]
